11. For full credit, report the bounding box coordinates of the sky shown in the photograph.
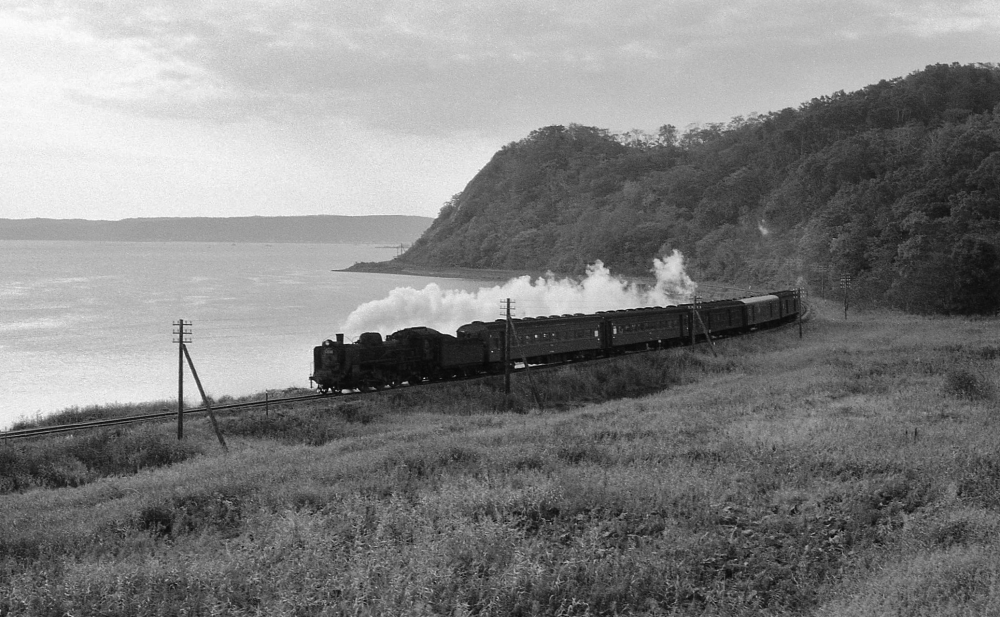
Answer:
[1,0,998,221]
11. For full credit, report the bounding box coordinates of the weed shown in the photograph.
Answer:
[957,454,1000,508]
[942,366,994,400]
[170,491,246,537]
[220,408,348,445]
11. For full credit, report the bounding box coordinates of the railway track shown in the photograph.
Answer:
[0,393,330,441]
[2,299,809,442]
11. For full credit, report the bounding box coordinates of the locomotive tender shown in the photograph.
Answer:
[311,290,800,393]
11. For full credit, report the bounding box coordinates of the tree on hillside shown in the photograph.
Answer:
[402,63,1000,314]
[948,235,1000,314]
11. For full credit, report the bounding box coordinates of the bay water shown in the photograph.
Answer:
[0,241,484,430]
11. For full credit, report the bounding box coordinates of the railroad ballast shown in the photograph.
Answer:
[311,290,800,393]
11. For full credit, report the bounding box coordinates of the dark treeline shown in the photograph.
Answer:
[404,63,1000,314]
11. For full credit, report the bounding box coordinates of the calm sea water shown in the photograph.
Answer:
[0,241,483,429]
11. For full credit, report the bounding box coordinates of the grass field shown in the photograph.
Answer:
[2,299,999,616]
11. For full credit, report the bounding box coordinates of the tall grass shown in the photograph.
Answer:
[3,300,1000,615]
[0,425,202,493]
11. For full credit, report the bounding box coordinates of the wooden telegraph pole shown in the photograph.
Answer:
[690,297,697,346]
[797,288,803,338]
[173,319,228,452]
[816,264,828,296]
[173,319,190,439]
[503,298,513,396]
[501,301,544,411]
[840,274,851,320]
[691,296,717,357]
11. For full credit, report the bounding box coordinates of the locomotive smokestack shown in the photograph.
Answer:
[336,333,344,344]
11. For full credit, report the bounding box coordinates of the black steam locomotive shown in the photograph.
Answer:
[311,290,800,393]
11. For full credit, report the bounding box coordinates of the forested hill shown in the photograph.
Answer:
[0,215,432,245]
[404,63,1000,314]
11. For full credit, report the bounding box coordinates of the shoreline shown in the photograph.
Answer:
[340,259,558,283]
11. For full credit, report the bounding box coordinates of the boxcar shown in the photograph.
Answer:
[697,299,746,335]
[773,290,800,322]
[741,294,781,328]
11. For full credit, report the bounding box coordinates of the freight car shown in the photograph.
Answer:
[311,290,800,393]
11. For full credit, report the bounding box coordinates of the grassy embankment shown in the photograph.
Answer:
[2,300,999,616]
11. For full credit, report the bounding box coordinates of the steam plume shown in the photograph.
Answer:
[339,250,696,338]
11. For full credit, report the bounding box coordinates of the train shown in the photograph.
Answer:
[311,290,801,393]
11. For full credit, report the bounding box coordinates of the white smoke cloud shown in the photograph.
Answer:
[339,250,697,337]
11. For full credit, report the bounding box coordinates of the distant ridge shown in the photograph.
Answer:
[0,215,433,244]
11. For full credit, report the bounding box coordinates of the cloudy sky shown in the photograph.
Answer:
[1,1,998,221]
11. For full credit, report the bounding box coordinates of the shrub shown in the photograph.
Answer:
[943,367,994,400]
[0,426,201,494]
[65,426,202,475]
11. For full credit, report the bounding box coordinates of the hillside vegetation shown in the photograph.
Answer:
[404,63,1000,315]
[3,305,1000,615]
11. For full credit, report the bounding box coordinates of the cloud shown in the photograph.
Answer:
[890,0,1000,36]
[5,0,999,137]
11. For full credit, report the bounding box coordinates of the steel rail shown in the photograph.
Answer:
[0,393,330,441]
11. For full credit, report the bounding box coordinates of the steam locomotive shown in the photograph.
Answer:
[311,290,800,393]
